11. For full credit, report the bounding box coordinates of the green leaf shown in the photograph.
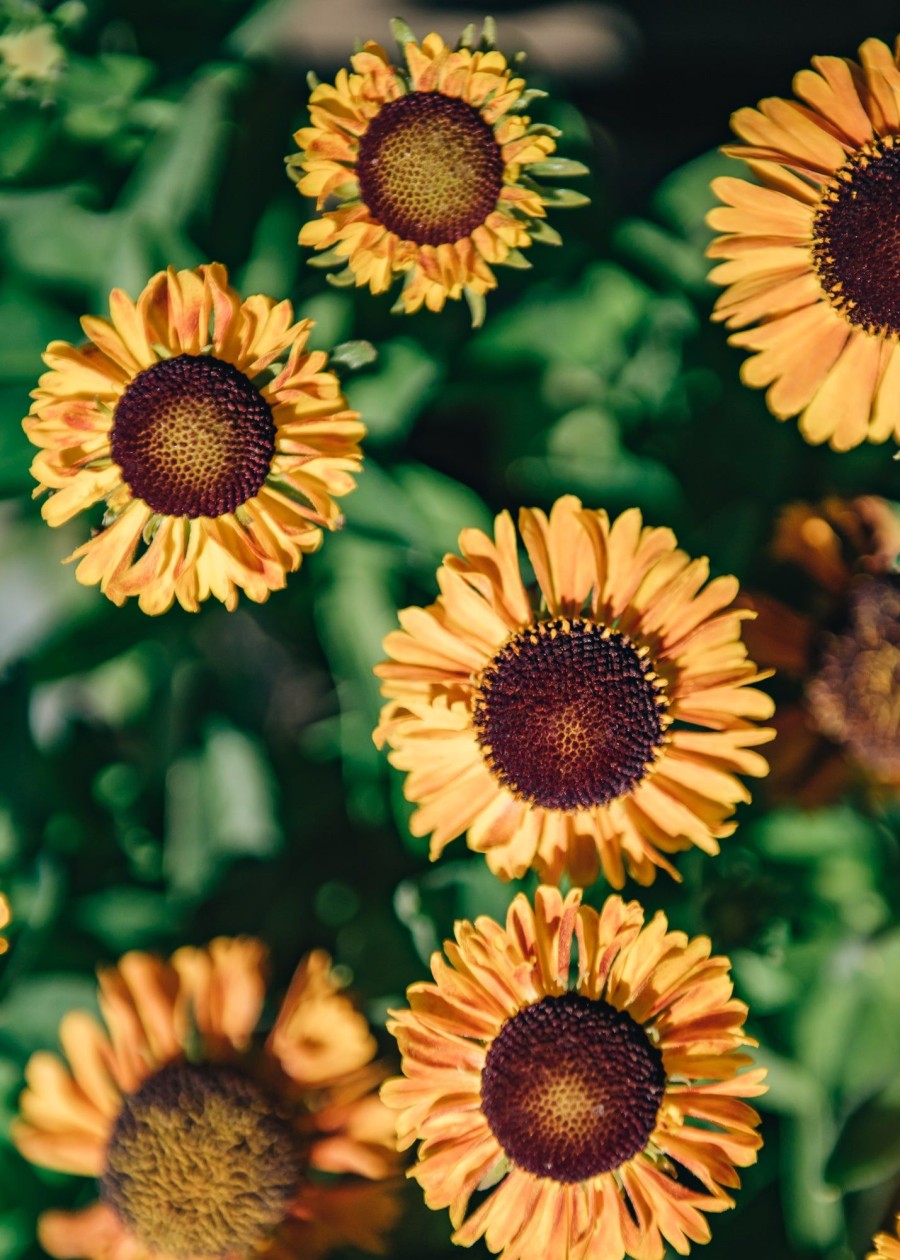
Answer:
[752,807,880,863]
[827,1075,900,1191]
[344,338,441,445]
[74,888,180,952]
[164,723,282,898]
[0,975,99,1055]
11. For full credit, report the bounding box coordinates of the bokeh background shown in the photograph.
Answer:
[1,1,900,1257]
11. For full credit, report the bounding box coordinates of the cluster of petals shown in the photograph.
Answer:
[13,939,399,1260]
[23,263,364,613]
[382,886,766,1260]
[708,36,900,449]
[293,32,558,313]
[375,495,774,887]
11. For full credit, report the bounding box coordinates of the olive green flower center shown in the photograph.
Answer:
[101,1061,305,1259]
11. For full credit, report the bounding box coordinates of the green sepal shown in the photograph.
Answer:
[479,16,497,50]
[499,249,532,269]
[306,70,320,91]
[390,17,417,47]
[182,1002,205,1064]
[457,22,476,50]
[307,247,347,268]
[464,287,486,329]
[510,88,547,112]
[536,186,591,208]
[142,514,162,545]
[352,37,363,54]
[529,157,590,178]
[330,340,377,371]
[284,154,304,184]
[325,267,358,288]
[511,50,528,69]
[151,342,174,359]
[529,219,563,246]
[525,123,562,139]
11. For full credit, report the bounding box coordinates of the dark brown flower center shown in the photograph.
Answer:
[480,993,665,1182]
[812,135,900,337]
[471,618,667,812]
[807,575,900,778]
[100,1061,305,1259]
[356,91,504,245]
[110,354,276,519]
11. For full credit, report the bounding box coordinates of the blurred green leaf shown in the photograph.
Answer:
[164,721,282,897]
[827,1075,900,1192]
[345,339,441,446]
[0,974,98,1054]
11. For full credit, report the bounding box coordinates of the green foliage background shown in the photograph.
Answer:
[0,1,899,1258]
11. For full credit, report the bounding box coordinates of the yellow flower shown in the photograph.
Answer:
[288,20,588,322]
[374,495,774,887]
[382,886,766,1260]
[13,941,401,1260]
[709,36,900,449]
[23,263,365,613]
[870,1218,900,1260]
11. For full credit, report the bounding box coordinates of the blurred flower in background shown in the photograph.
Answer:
[13,938,400,1259]
[741,496,900,805]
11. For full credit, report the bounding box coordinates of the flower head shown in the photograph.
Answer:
[374,496,774,887]
[23,263,365,613]
[709,36,900,449]
[13,941,400,1260]
[382,886,766,1260]
[740,495,900,803]
[288,21,588,322]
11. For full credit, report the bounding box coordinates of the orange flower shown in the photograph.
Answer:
[23,263,364,613]
[375,495,774,888]
[13,941,400,1260]
[383,886,766,1260]
[288,21,587,321]
[709,36,900,449]
[740,496,900,804]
